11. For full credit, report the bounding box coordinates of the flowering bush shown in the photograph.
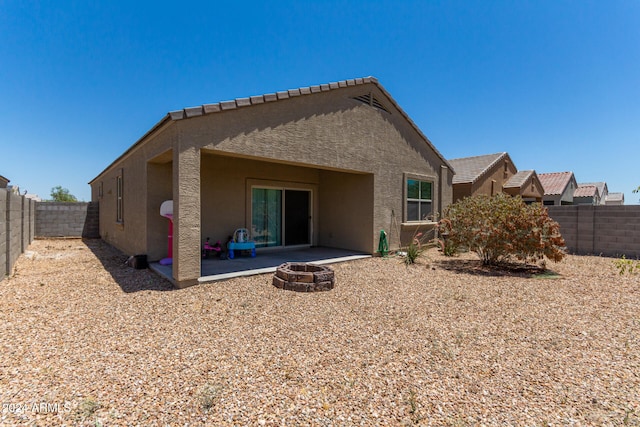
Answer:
[439,194,566,265]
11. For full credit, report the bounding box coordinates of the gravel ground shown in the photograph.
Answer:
[1,238,639,426]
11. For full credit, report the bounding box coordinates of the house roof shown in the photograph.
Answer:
[574,184,598,198]
[580,182,608,197]
[448,152,509,184]
[538,172,576,196]
[91,77,453,183]
[504,170,536,189]
[606,192,624,202]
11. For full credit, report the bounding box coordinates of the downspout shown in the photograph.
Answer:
[439,165,449,221]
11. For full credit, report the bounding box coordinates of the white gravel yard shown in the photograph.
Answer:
[1,238,639,426]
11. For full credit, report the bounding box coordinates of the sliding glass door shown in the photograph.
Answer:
[251,187,310,248]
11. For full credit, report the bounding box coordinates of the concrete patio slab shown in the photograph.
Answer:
[149,247,371,284]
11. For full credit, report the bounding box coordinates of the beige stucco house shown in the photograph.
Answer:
[538,172,578,205]
[90,77,454,287]
[573,184,601,205]
[448,152,544,203]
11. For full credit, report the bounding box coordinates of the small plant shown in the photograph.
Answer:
[436,221,459,256]
[403,230,426,265]
[406,389,423,424]
[614,255,640,275]
[75,397,101,421]
[198,383,221,411]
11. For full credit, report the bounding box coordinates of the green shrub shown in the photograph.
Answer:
[614,255,639,275]
[437,233,459,256]
[439,194,566,265]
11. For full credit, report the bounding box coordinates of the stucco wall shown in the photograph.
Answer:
[90,82,453,283]
[473,159,517,197]
[93,124,177,257]
[188,84,449,251]
[318,170,374,252]
[200,154,322,254]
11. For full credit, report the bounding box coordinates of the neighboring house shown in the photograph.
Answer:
[448,152,544,203]
[605,192,625,205]
[573,184,600,205]
[580,182,608,205]
[0,175,9,188]
[24,194,42,202]
[90,77,455,287]
[538,172,578,205]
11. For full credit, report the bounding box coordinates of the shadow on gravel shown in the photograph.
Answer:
[83,238,175,293]
[434,257,555,279]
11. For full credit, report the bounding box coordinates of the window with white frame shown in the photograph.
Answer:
[406,178,433,221]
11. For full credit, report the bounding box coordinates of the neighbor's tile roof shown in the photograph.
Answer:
[606,192,624,202]
[580,182,607,197]
[504,170,535,189]
[449,152,508,184]
[574,184,598,198]
[538,172,575,196]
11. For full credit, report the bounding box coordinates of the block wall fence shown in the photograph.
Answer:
[35,202,99,239]
[1,197,99,280]
[547,205,640,258]
[1,189,36,279]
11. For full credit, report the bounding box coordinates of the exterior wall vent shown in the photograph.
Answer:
[352,93,390,113]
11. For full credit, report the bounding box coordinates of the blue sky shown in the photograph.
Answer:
[1,1,639,203]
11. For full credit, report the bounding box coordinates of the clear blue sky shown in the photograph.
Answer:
[2,1,639,203]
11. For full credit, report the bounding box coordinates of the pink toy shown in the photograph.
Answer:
[160,200,173,265]
[202,237,222,258]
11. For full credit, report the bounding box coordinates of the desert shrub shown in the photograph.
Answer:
[439,194,566,265]
[437,231,459,256]
[614,255,639,275]
[403,231,424,265]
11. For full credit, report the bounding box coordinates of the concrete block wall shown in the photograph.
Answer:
[547,205,640,258]
[35,202,100,238]
[1,188,36,279]
[0,189,6,278]
[6,191,24,277]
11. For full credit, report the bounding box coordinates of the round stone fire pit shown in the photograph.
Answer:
[273,262,335,292]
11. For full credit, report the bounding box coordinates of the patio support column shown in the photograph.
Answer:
[172,143,201,287]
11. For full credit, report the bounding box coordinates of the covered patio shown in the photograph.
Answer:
[150,247,370,285]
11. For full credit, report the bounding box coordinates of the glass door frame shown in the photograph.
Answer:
[249,183,314,250]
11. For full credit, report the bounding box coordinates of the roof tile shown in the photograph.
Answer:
[219,100,237,110]
[169,110,185,120]
[574,185,598,198]
[203,103,221,113]
[184,106,203,118]
[448,153,507,184]
[504,170,534,189]
[264,93,278,102]
[538,172,575,196]
[235,97,251,107]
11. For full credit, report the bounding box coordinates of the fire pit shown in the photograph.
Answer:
[273,262,335,292]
